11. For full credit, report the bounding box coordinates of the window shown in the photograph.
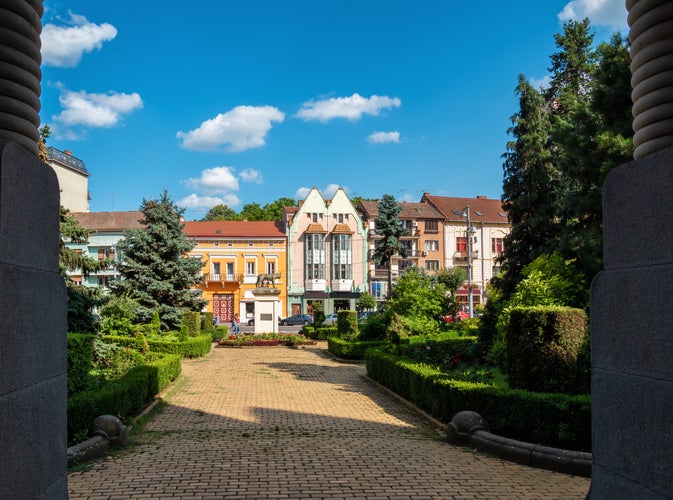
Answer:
[332,234,352,279]
[424,240,439,252]
[305,233,325,279]
[98,276,110,287]
[371,281,384,300]
[246,261,255,276]
[425,220,438,232]
[213,262,221,280]
[492,237,504,254]
[267,261,276,274]
[312,213,318,223]
[425,260,440,271]
[456,237,468,252]
[492,265,502,277]
[226,262,235,280]
[398,259,413,271]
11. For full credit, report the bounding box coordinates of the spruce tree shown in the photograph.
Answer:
[373,194,407,297]
[500,75,558,297]
[112,190,207,331]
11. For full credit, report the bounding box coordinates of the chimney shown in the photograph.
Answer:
[476,195,487,199]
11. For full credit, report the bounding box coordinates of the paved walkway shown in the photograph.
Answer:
[68,342,591,499]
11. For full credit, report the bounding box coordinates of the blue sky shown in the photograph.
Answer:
[40,0,628,220]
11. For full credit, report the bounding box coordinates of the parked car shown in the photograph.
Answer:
[323,313,338,325]
[279,313,314,326]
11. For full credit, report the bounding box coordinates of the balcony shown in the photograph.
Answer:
[453,251,479,260]
[331,279,353,292]
[305,278,326,291]
[204,273,244,283]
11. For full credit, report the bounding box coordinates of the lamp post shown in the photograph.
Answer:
[461,206,477,318]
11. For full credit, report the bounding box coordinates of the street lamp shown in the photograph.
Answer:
[461,206,477,318]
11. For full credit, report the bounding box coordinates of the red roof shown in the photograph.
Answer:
[183,221,285,238]
[420,194,508,224]
[357,200,443,219]
[72,211,144,231]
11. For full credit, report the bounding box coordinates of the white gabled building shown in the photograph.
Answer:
[282,187,368,316]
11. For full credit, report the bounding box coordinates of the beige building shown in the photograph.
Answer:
[46,147,90,212]
[420,194,510,311]
[283,187,368,316]
[357,200,445,301]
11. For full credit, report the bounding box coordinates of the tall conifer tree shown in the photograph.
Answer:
[373,194,407,297]
[112,191,206,331]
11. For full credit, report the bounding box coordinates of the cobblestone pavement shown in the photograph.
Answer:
[68,342,591,499]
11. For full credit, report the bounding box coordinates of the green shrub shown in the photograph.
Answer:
[67,352,181,443]
[365,348,590,451]
[302,325,335,340]
[328,337,386,359]
[336,310,358,339]
[180,311,201,337]
[67,333,95,394]
[506,306,588,394]
[201,311,215,332]
[358,313,388,340]
[103,333,212,358]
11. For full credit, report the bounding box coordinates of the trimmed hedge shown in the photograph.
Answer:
[328,337,386,359]
[180,311,201,337]
[337,310,358,338]
[67,352,182,442]
[507,306,588,394]
[365,348,591,451]
[103,333,212,358]
[301,325,336,340]
[67,333,95,394]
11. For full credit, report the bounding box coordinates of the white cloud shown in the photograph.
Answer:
[294,183,347,201]
[41,12,117,68]
[529,75,551,91]
[50,85,143,138]
[296,93,401,122]
[367,131,401,144]
[239,168,263,184]
[178,193,241,210]
[559,0,627,28]
[176,105,285,152]
[183,166,240,195]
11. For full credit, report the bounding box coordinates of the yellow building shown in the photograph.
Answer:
[184,221,287,326]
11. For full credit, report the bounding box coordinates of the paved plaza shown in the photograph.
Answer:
[67,342,591,499]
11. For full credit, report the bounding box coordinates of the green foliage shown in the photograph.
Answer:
[201,204,238,221]
[328,337,386,360]
[386,267,445,332]
[67,333,95,394]
[104,333,212,358]
[365,348,591,451]
[336,310,358,339]
[111,190,207,330]
[506,306,588,394]
[180,311,201,337]
[358,313,388,341]
[311,301,325,328]
[100,295,140,336]
[373,194,408,294]
[201,311,215,333]
[67,352,182,443]
[357,291,377,311]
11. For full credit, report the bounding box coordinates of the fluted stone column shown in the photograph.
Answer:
[0,1,68,498]
[589,1,673,498]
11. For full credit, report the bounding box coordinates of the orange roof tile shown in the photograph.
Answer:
[183,221,285,238]
[421,194,508,223]
[72,211,144,231]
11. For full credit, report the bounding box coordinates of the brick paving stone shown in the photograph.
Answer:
[68,342,590,499]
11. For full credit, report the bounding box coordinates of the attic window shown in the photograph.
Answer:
[451,209,463,216]
[498,212,507,218]
[215,230,221,234]
[474,211,483,216]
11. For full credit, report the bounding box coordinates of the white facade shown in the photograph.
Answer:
[46,147,90,212]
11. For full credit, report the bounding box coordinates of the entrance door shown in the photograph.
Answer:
[291,303,301,315]
[213,294,234,324]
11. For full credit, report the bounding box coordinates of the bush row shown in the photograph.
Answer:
[301,325,336,340]
[365,348,591,451]
[67,352,182,442]
[103,333,213,358]
[327,337,386,359]
[67,333,95,394]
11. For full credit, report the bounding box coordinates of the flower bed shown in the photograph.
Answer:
[217,333,316,347]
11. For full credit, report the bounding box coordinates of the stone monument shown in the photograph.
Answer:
[252,273,282,334]
[589,1,673,497]
[0,1,69,498]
